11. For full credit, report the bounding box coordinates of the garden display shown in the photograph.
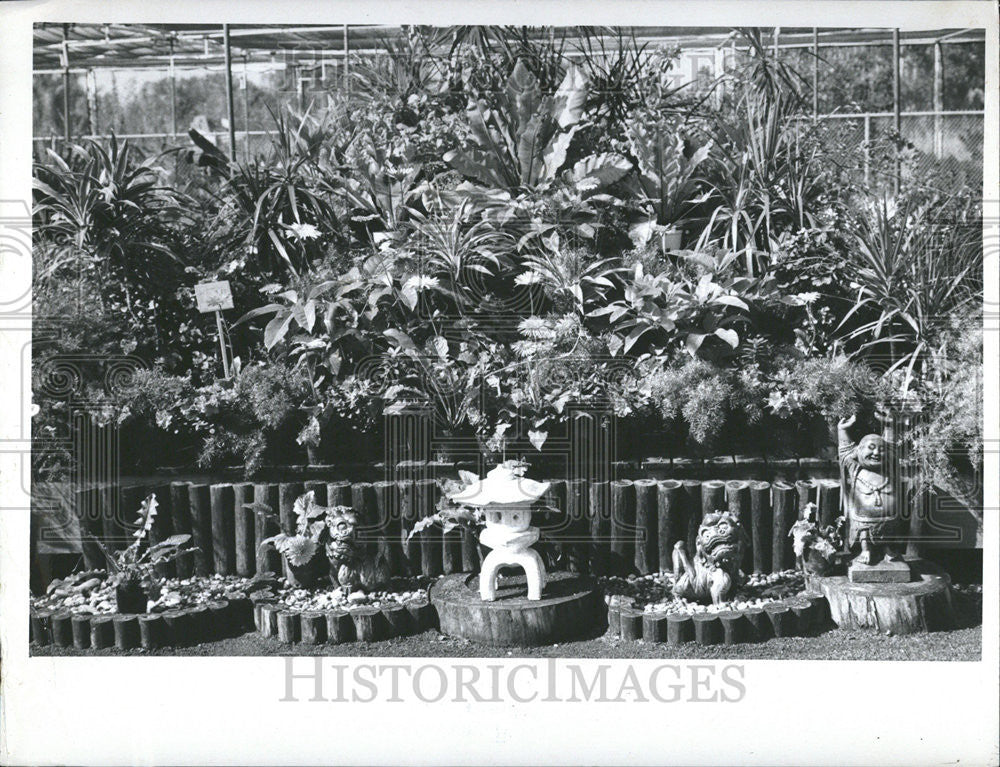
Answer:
[7,15,997,767]
[26,24,983,660]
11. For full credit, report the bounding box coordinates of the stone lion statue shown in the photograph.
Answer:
[322,505,390,592]
[672,510,747,606]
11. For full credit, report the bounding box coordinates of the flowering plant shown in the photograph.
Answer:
[258,491,348,567]
[789,502,845,574]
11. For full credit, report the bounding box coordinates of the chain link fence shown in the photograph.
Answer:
[32,32,985,200]
[809,110,984,196]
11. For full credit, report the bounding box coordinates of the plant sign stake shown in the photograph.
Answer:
[195,280,234,379]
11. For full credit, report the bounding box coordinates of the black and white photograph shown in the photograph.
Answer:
[1,2,998,765]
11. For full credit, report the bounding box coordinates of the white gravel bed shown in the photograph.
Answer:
[32,574,253,616]
[273,577,433,612]
[599,569,807,616]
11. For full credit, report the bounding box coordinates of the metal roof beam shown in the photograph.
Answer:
[33,24,986,72]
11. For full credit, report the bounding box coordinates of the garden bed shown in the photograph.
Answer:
[29,595,255,651]
[600,569,807,613]
[30,570,983,653]
[249,575,437,644]
[32,573,253,616]
[30,572,439,650]
[599,569,826,645]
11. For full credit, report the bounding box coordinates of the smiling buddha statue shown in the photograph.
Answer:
[837,412,914,582]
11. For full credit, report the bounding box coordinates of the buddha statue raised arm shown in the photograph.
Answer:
[837,412,904,568]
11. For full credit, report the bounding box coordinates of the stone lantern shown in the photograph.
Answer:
[447,464,550,601]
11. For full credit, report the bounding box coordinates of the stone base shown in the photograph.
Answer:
[818,559,955,635]
[430,571,604,647]
[849,558,914,583]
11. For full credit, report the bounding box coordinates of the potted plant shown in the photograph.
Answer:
[623,115,712,254]
[258,491,331,587]
[94,493,197,613]
[789,502,846,578]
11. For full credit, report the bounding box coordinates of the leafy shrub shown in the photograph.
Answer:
[908,316,982,517]
[594,248,796,362]
[31,29,985,476]
[194,362,312,472]
[629,352,888,457]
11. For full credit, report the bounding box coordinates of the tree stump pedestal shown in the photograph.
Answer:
[817,558,955,635]
[430,571,604,647]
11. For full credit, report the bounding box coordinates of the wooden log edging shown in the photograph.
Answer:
[606,593,832,646]
[30,596,254,652]
[251,599,437,645]
[41,474,869,595]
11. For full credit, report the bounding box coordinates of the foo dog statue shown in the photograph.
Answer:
[672,510,747,605]
[322,506,390,592]
[838,412,913,582]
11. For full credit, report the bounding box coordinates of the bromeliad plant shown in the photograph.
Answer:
[401,199,512,312]
[441,58,632,249]
[516,242,622,316]
[92,493,197,613]
[382,333,492,451]
[623,113,713,249]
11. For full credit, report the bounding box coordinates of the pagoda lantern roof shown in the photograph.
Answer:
[447,464,550,507]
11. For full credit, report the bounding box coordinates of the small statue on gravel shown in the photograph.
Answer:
[672,510,747,605]
[322,505,389,592]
